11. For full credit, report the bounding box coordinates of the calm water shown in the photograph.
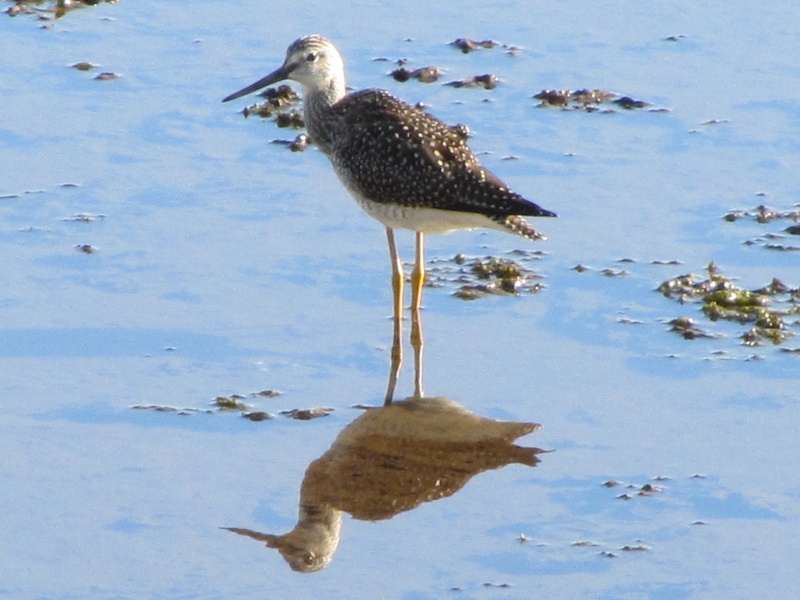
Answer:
[1,1,798,598]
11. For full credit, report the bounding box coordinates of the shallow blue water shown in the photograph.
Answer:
[1,1,799,598]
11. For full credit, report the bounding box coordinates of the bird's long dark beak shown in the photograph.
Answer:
[222,65,290,103]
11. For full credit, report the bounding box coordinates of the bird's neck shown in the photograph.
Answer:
[303,79,345,155]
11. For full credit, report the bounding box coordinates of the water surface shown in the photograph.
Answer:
[1,1,798,598]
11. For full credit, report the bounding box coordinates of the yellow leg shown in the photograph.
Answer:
[384,227,403,405]
[410,231,425,399]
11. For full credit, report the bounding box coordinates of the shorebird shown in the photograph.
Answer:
[223,35,556,401]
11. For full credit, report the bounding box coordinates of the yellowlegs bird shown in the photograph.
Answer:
[223,35,556,401]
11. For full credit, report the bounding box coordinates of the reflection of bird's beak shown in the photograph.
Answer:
[222,65,290,102]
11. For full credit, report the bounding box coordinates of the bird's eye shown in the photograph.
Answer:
[306,52,318,62]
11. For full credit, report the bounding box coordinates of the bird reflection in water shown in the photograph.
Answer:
[224,396,545,572]
[223,307,546,572]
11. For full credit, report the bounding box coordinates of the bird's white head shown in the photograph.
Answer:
[222,35,346,103]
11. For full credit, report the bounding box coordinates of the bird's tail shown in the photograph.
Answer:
[502,215,548,241]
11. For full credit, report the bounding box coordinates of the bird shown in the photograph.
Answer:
[223,35,556,401]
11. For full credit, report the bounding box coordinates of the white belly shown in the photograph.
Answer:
[336,178,500,234]
[362,199,501,233]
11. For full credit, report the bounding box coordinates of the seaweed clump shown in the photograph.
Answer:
[235,84,310,152]
[657,262,799,346]
[424,252,545,301]
[241,84,302,124]
[533,89,657,112]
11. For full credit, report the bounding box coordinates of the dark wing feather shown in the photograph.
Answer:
[330,90,555,218]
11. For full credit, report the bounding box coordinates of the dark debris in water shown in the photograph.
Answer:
[784,225,800,236]
[600,268,628,278]
[63,213,105,222]
[534,89,613,107]
[571,540,600,548]
[241,84,302,120]
[242,411,273,422]
[701,118,730,126]
[426,251,546,300]
[450,582,513,594]
[572,260,673,277]
[618,316,644,325]
[449,38,499,53]
[724,204,800,251]
[658,262,799,347]
[390,66,442,84]
[129,389,335,423]
[131,404,213,417]
[237,85,310,150]
[93,72,120,81]
[637,483,661,496]
[723,204,800,224]
[271,133,309,152]
[280,407,334,420]
[762,242,800,252]
[533,89,661,113]
[603,477,665,498]
[213,395,249,411]
[5,0,115,19]
[71,61,98,71]
[445,74,500,90]
[613,96,649,109]
[448,37,522,56]
[668,317,719,340]
[273,110,304,129]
